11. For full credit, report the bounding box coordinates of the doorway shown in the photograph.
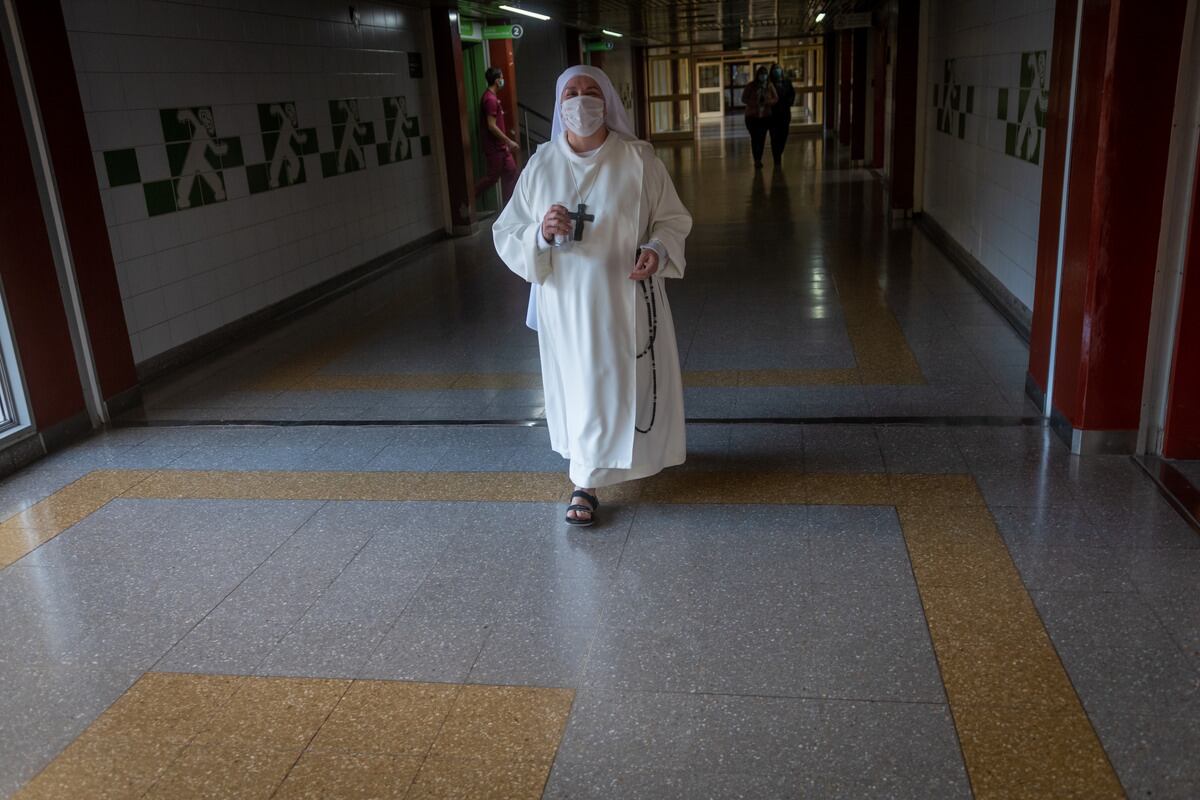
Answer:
[462,41,500,214]
[647,56,693,138]
[696,61,723,120]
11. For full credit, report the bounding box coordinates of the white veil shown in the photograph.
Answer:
[549,65,636,141]
[527,66,637,332]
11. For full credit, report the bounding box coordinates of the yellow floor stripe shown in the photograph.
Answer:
[14,674,572,800]
[0,468,1122,796]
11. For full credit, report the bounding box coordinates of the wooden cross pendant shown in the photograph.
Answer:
[568,203,595,241]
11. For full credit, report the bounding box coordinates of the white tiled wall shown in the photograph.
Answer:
[922,0,1056,311]
[62,0,443,364]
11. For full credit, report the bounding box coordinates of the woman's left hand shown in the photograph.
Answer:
[629,249,659,280]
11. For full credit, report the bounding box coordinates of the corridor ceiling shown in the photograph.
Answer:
[455,1,866,46]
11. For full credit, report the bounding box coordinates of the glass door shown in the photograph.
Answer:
[779,42,825,127]
[726,61,750,114]
[696,61,724,120]
[647,56,693,139]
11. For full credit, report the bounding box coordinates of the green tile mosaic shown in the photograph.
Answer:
[378,96,418,165]
[934,59,965,140]
[115,96,432,215]
[246,163,272,195]
[103,149,141,187]
[219,138,245,169]
[1000,51,1048,165]
[174,171,225,209]
[325,98,376,177]
[251,102,317,193]
[144,180,177,217]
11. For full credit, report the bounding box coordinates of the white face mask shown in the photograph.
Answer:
[561,95,606,137]
[497,78,505,89]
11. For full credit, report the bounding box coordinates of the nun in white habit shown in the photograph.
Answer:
[493,65,693,527]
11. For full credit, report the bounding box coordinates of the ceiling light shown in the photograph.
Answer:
[602,29,623,37]
[815,12,826,22]
[498,4,550,21]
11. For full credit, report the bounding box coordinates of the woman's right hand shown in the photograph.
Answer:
[542,204,571,243]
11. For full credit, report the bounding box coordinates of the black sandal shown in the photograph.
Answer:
[565,490,599,527]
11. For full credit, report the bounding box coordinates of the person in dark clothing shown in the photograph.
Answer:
[768,63,795,167]
[741,66,777,169]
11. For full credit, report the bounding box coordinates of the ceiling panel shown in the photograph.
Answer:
[455,1,866,46]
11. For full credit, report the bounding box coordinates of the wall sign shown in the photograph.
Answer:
[483,24,523,40]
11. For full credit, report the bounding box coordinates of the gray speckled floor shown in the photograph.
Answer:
[0,422,1197,797]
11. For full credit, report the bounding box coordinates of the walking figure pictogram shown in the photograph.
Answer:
[268,103,309,188]
[336,99,367,173]
[174,108,227,209]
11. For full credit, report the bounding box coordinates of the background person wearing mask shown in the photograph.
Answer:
[475,67,521,204]
[768,63,795,168]
[742,66,777,169]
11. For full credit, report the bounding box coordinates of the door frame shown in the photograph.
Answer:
[695,60,724,121]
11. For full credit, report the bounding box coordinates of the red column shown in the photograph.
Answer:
[851,28,868,161]
[431,10,475,232]
[1027,0,1189,451]
[488,38,519,144]
[889,0,919,210]
[1027,0,1085,394]
[1163,152,1200,458]
[14,0,137,407]
[0,46,86,431]
[838,32,852,145]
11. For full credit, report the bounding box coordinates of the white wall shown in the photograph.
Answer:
[922,0,1056,311]
[513,20,568,142]
[596,46,638,130]
[62,0,444,365]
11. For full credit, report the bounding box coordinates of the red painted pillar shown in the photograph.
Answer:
[851,28,868,161]
[1028,0,1084,394]
[488,38,519,145]
[1027,0,1189,451]
[0,44,87,432]
[838,32,852,145]
[431,10,475,232]
[14,0,137,409]
[890,0,919,210]
[1163,153,1200,458]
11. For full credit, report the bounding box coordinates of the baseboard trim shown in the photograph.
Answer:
[0,432,45,481]
[1134,455,1200,533]
[915,213,1033,342]
[38,411,92,453]
[104,385,143,419]
[136,229,447,384]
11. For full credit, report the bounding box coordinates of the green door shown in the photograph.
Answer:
[462,43,498,213]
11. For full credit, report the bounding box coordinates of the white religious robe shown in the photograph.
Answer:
[493,133,692,488]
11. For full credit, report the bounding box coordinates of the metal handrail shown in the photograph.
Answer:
[520,104,552,153]
[517,102,552,124]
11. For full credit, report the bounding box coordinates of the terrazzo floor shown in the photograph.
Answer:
[1,135,1196,798]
